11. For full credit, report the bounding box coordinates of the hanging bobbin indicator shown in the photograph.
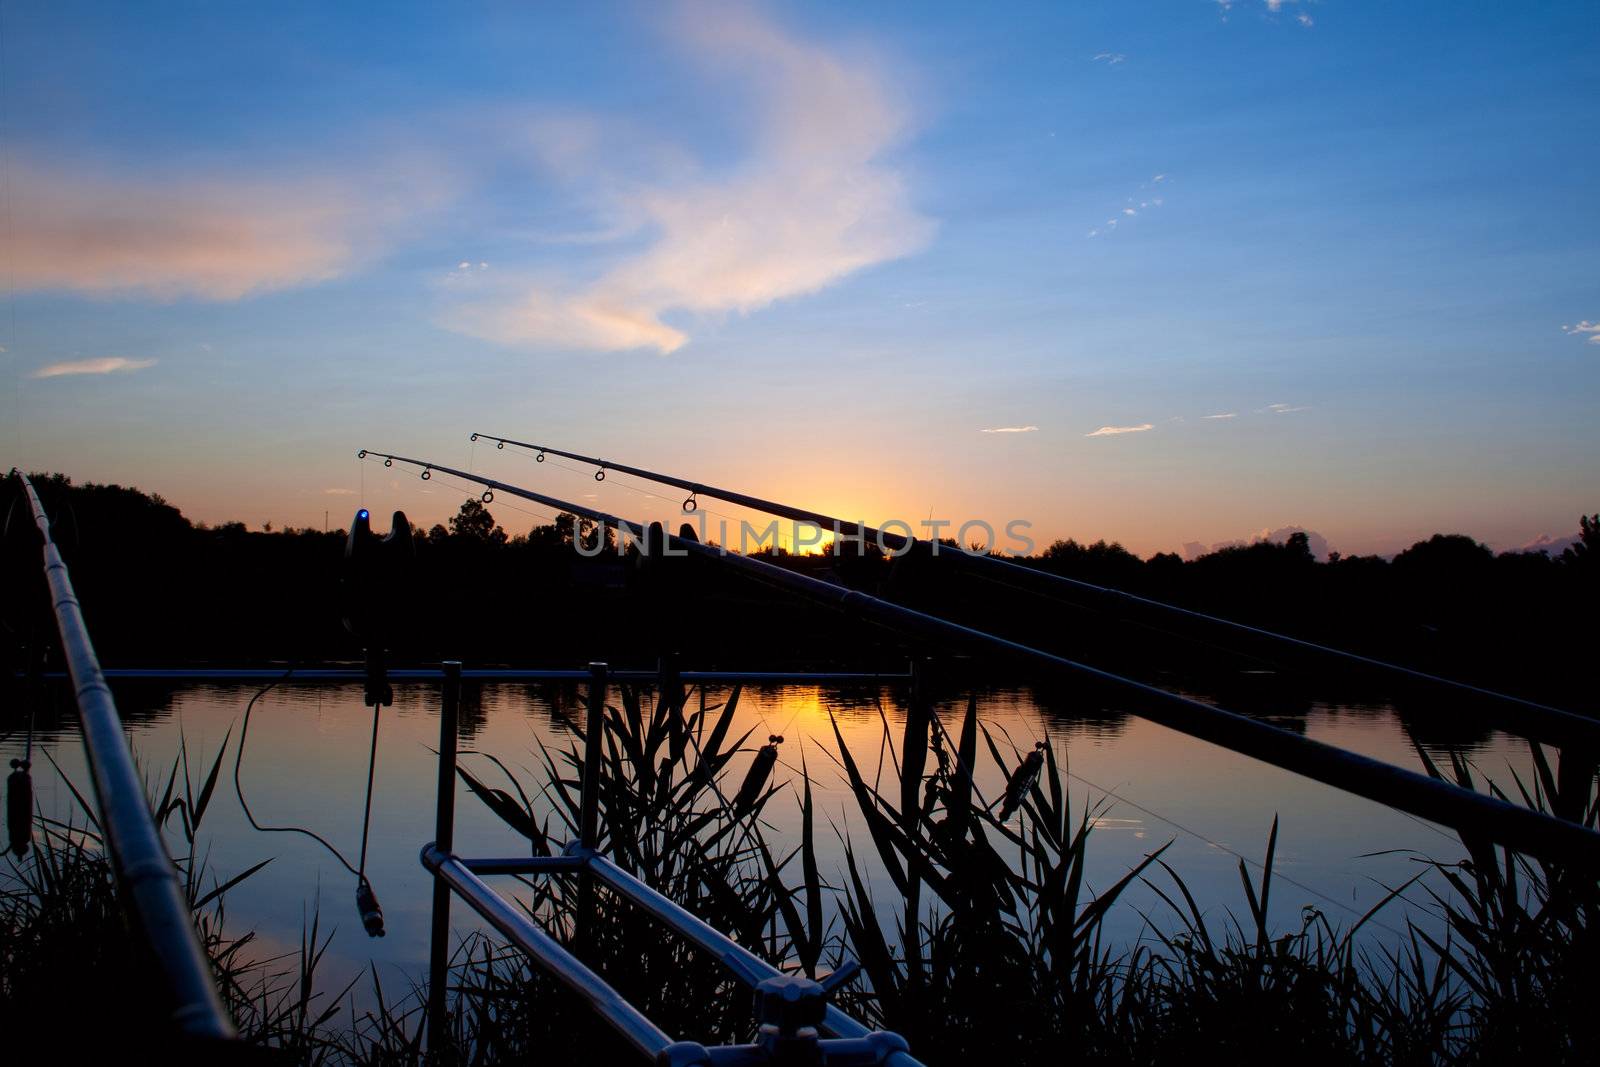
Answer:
[356,878,385,938]
[6,758,31,858]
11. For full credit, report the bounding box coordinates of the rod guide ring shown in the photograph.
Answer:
[421,469,432,481]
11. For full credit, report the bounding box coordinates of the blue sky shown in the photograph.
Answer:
[3,1,1595,556]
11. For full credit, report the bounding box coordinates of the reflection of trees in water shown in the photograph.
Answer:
[1028,672,1333,741]
[1393,694,1497,754]
[798,685,884,723]
[6,680,180,746]
[1297,700,1396,741]
[455,683,487,740]
[519,682,586,734]
[1027,685,1131,741]
[1189,671,1315,726]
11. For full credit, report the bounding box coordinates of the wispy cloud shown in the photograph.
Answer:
[1087,175,1167,238]
[443,260,492,286]
[8,156,450,301]
[1260,402,1309,414]
[1562,321,1600,345]
[1218,0,1314,25]
[1085,423,1153,437]
[1202,412,1237,420]
[1265,0,1312,19]
[1092,52,1126,65]
[30,356,157,379]
[323,487,356,496]
[981,425,1039,434]
[448,8,933,354]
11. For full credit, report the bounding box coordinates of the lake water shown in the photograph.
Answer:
[2,676,1535,1015]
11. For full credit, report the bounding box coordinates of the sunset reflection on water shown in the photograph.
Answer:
[4,678,1527,1011]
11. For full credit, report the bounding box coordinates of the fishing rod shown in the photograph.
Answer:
[8,470,235,1039]
[469,433,1600,752]
[359,448,1600,869]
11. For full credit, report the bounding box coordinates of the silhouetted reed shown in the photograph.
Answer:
[2,734,363,1059]
[4,691,1594,1063]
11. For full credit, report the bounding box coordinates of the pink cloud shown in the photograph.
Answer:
[8,157,448,301]
[30,356,157,379]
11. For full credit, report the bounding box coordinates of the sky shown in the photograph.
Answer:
[2,0,1596,558]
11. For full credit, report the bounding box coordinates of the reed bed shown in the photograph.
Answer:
[2,686,1594,1064]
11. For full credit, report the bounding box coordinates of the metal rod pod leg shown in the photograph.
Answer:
[577,663,608,956]
[426,660,463,1050]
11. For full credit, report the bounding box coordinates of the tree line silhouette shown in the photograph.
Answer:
[3,473,1594,711]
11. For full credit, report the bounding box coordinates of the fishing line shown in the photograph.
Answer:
[598,467,745,528]
[493,440,746,531]
[234,666,359,878]
[355,694,381,883]
[775,704,804,744]
[1391,805,1464,846]
[729,685,802,756]
[368,458,569,540]
[1058,758,1411,937]
[234,667,392,936]
[430,469,562,528]
[919,704,1411,936]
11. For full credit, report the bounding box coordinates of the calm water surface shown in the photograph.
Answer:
[3,678,1532,1011]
